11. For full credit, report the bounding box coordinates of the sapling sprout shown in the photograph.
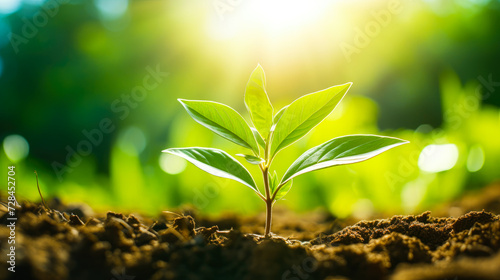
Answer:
[163,65,408,236]
[35,170,50,212]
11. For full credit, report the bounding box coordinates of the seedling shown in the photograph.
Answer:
[35,170,50,212]
[163,65,408,236]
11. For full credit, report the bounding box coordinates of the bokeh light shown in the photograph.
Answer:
[3,134,30,163]
[466,144,485,172]
[94,0,128,19]
[117,126,147,155]
[351,198,374,220]
[401,174,435,213]
[159,153,187,175]
[0,0,21,15]
[418,144,459,173]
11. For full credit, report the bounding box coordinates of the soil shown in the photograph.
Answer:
[1,183,500,280]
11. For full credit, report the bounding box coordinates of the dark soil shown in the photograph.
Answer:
[1,184,500,280]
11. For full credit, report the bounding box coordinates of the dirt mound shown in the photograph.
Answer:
[310,211,500,280]
[0,202,499,280]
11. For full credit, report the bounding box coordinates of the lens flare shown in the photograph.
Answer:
[418,144,459,173]
[3,134,29,162]
[159,153,187,175]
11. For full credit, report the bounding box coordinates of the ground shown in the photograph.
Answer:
[1,183,499,280]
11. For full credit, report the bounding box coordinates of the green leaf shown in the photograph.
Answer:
[269,171,278,194]
[236,154,264,165]
[270,83,352,157]
[178,99,259,155]
[269,171,292,201]
[281,135,409,184]
[244,64,274,140]
[274,180,292,201]
[162,147,258,192]
[251,127,266,148]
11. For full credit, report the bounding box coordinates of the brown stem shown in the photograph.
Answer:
[262,131,275,237]
[262,166,273,236]
[265,199,273,236]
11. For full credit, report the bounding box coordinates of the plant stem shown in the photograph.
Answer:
[263,132,274,237]
[34,170,50,212]
[265,197,273,236]
[262,166,272,236]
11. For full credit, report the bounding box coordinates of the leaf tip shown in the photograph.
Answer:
[253,64,265,77]
[389,136,410,145]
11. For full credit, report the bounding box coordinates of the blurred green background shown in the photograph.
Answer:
[1,0,499,218]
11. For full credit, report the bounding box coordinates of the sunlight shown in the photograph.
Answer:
[209,0,332,39]
[418,144,459,173]
[247,0,331,35]
[0,0,21,15]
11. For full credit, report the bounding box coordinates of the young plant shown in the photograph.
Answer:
[163,65,408,236]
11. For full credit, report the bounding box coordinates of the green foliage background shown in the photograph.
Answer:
[1,0,499,217]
